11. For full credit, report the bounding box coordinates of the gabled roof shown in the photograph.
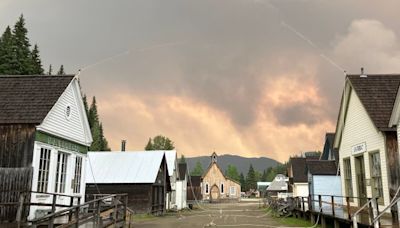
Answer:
[0,75,74,124]
[307,160,337,175]
[266,174,287,192]
[289,157,308,183]
[320,133,335,160]
[165,150,177,177]
[86,151,165,184]
[347,74,400,131]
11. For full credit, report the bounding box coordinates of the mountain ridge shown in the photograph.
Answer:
[185,154,281,175]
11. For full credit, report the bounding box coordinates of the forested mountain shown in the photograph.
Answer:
[186,154,280,176]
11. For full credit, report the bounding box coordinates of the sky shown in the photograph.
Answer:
[2,0,400,162]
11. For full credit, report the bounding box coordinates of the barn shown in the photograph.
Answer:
[0,75,92,221]
[85,151,171,214]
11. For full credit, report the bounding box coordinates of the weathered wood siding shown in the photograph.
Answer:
[384,131,399,219]
[0,124,36,167]
[0,167,33,222]
[86,184,153,214]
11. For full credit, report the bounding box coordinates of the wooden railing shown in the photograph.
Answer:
[294,194,380,226]
[30,193,130,228]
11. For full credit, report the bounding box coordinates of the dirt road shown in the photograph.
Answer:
[132,200,295,228]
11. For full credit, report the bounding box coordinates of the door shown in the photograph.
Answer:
[210,185,220,202]
[355,155,367,206]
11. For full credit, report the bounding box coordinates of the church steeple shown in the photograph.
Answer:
[211,152,218,164]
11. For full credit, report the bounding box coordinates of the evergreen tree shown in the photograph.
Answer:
[245,164,257,191]
[261,169,268,182]
[225,164,240,182]
[48,64,53,75]
[0,26,17,74]
[82,95,89,117]
[87,96,111,151]
[57,65,65,75]
[190,161,204,176]
[13,15,32,74]
[144,138,153,150]
[179,155,186,164]
[30,44,44,74]
[239,172,246,192]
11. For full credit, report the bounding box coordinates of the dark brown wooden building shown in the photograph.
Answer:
[85,151,171,214]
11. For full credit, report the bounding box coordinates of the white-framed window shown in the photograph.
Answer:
[220,183,224,194]
[230,186,236,196]
[73,156,83,193]
[205,183,209,194]
[55,152,68,193]
[37,148,51,192]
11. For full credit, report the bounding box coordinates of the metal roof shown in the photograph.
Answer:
[86,151,165,184]
[165,150,177,177]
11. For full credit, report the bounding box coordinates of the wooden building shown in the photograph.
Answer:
[187,176,202,201]
[266,174,289,199]
[165,150,178,210]
[175,163,188,210]
[85,151,171,214]
[201,152,241,202]
[287,157,308,198]
[334,73,400,214]
[0,75,93,221]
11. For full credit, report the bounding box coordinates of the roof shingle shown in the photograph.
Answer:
[0,75,74,124]
[347,74,400,131]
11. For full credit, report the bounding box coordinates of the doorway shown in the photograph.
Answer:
[355,155,367,206]
[210,185,220,202]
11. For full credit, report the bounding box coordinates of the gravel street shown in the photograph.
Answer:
[132,200,296,228]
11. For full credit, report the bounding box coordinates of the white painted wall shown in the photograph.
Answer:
[293,183,309,197]
[175,179,187,210]
[38,79,92,146]
[338,88,390,207]
[29,141,87,220]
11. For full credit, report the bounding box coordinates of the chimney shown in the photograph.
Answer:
[360,67,367,78]
[121,140,126,151]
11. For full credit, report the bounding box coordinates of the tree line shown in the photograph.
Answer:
[0,15,110,151]
[189,162,287,192]
[0,15,64,75]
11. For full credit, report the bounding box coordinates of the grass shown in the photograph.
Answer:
[262,207,321,227]
[130,213,156,221]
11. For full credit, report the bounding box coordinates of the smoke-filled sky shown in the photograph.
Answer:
[2,0,400,162]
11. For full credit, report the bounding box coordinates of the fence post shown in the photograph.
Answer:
[331,196,335,216]
[353,215,358,228]
[124,194,128,225]
[346,197,351,220]
[49,194,57,228]
[74,206,79,228]
[302,197,305,211]
[309,195,312,211]
[68,196,74,222]
[15,192,25,228]
[370,198,379,228]
[318,195,322,213]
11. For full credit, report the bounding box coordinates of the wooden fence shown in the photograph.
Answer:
[0,167,33,222]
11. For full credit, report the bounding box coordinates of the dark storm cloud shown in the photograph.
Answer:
[2,0,400,159]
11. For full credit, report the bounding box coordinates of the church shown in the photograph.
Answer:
[201,152,241,202]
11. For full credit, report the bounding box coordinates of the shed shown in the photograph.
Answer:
[307,160,341,210]
[164,150,177,210]
[266,174,289,199]
[85,151,171,214]
[175,163,188,210]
